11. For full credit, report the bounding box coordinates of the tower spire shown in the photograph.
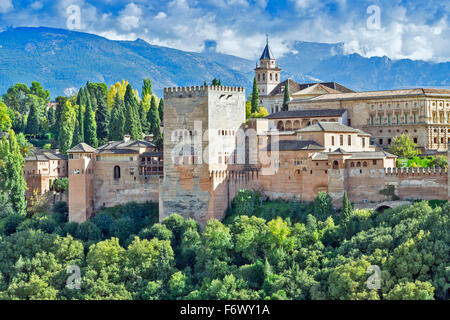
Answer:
[266,33,269,46]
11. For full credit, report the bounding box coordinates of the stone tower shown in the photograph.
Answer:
[159,85,246,226]
[67,143,96,223]
[255,35,281,96]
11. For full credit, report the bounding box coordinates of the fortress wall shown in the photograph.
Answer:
[347,167,448,203]
[93,161,159,212]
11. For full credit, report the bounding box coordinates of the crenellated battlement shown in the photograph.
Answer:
[384,167,448,175]
[164,85,246,98]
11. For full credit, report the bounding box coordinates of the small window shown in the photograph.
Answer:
[114,166,121,179]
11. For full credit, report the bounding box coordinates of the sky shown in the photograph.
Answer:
[0,0,449,62]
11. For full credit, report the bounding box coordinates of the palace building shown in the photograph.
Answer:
[23,40,450,225]
[256,40,450,152]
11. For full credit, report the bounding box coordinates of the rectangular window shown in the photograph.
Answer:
[348,135,352,146]
[340,135,344,146]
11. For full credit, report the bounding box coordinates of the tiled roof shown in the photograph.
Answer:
[349,151,397,160]
[269,81,354,96]
[297,122,359,133]
[141,151,163,157]
[265,109,346,119]
[263,140,324,151]
[97,139,155,153]
[290,88,450,103]
[25,151,67,161]
[312,150,397,161]
[67,143,97,153]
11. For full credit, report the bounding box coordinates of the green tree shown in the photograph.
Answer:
[158,98,164,123]
[0,130,27,215]
[109,93,125,141]
[251,77,259,113]
[147,96,162,142]
[385,281,435,300]
[124,84,141,140]
[341,192,353,221]
[95,95,110,145]
[313,192,332,220]
[0,102,12,132]
[58,101,76,154]
[25,102,40,137]
[30,81,50,105]
[388,134,420,158]
[282,80,290,111]
[47,107,55,126]
[72,105,84,146]
[84,99,98,148]
[142,79,152,97]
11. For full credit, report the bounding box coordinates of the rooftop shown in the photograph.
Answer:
[96,139,156,154]
[263,140,324,151]
[67,143,97,153]
[265,108,347,120]
[268,80,354,97]
[25,150,67,161]
[289,88,450,103]
[297,122,360,133]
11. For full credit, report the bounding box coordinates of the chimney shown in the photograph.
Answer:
[123,135,131,143]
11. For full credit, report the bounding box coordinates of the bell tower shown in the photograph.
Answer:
[255,35,281,96]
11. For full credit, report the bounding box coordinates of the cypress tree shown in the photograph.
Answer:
[26,102,40,137]
[282,80,291,111]
[138,100,148,133]
[218,79,222,86]
[147,95,161,142]
[251,76,259,113]
[158,98,164,124]
[212,78,218,86]
[72,105,84,146]
[124,84,141,140]
[95,95,110,145]
[0,129,27,215]
[341,192,353,221]
[84,99,98,148]
[109,93,125,141]
[58,101,76,154]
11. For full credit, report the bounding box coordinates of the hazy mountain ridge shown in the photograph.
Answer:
[0,27,448,98]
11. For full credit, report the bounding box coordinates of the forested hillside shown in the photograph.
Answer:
[0,191,447,300]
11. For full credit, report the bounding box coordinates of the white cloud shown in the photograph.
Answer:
[0,0,13,14]
[118,2,142,31]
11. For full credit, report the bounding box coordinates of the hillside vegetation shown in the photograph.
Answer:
[0,191,447,300]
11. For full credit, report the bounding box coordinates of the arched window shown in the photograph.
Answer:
[356,162,361,168]
[258,74,260,81]
[270,73,273,81]
[363,162,368,167]
[114,166,121,179]
[350,162,355,168]
[333,161,339,169]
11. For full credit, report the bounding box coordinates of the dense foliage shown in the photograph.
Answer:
[1,80,164,153]
[0,190,447,300]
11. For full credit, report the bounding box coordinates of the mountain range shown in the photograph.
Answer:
[0,27,448,98]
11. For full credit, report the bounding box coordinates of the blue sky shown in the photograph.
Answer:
[0,0,449,62]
